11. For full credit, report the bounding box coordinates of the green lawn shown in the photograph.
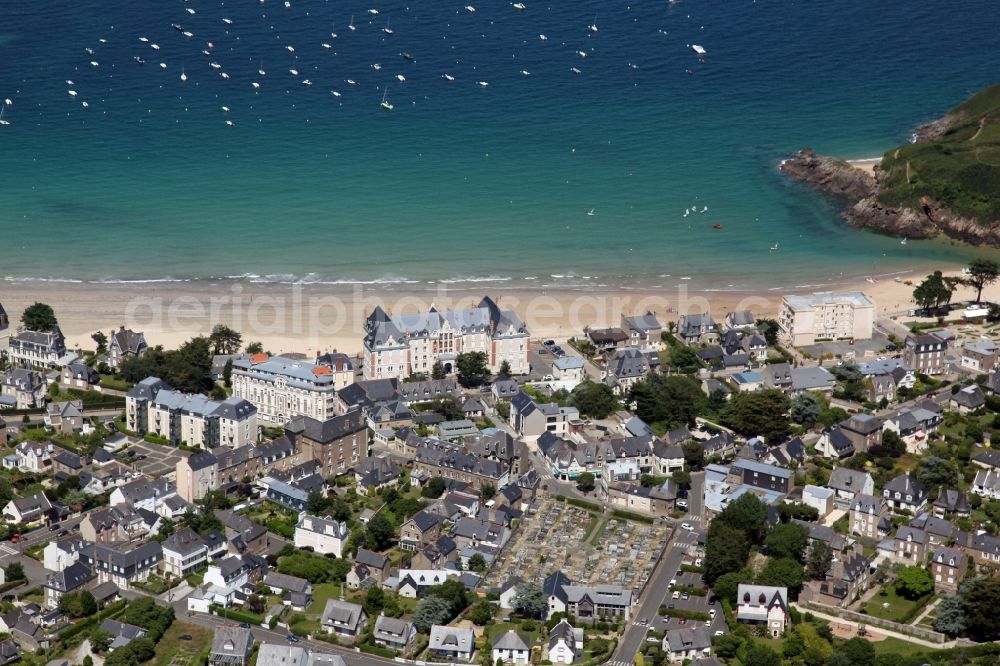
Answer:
[486,621,542,647]
[99,375,133,391]
[871,636,929,657]
[151,621,213,666]
[860,584,931,623]
[307,583,344,615]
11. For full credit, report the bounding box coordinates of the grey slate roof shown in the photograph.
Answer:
[493,630,531,651]
[286,411,367,444]
[186,451,218,471]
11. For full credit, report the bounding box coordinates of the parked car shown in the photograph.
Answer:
[678,617,687,625]
[672,591,680,600]
[682,592,689,600]
[676,500,688,509]
[542,374,555,381]
[239,623,251,629]
[180,635,193,641]
[543,340,556,348]
[681,523,694,531]
[286,635,299,643]
[646,636,659,643]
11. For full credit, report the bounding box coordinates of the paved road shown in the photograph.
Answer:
[0,516,85,591]
[614,526,700,662]
[687,471,705,526]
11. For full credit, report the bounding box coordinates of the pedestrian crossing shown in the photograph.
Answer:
[0,544,18,556]
[607,660,634,666]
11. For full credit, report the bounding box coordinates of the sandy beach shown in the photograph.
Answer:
[847,157,882,176]
[2,265,988,358]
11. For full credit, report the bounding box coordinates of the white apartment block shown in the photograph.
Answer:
[362,296,529,380]
[294,514,349,557]
[232,354,352,426]
[778,292,875,347]
[127,377,258,448]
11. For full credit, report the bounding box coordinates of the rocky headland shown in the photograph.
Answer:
[780,83,1000,246]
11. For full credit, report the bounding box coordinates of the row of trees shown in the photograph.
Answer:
[912,259,999,310]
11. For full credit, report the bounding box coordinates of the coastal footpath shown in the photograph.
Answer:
[781,82,1000,245]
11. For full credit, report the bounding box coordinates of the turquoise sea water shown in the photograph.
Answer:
[1,0,998,290]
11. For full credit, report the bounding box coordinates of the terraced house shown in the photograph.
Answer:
[411,437,510,491]
[362,296,529,380]
[284,410,369,478]
[79,541,163,589]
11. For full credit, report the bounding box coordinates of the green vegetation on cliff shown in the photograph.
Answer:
[877,83,1000,222]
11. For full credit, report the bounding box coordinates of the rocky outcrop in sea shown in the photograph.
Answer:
[780,125,1000,246]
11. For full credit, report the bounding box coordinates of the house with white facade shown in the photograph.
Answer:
[231,354,346,425]
[736,584,788,637]
[5,441,53,474]
[362,297,530,380]
[373,615,416,652]
[294,514,349,557]
[663,627,712,663]
[509,391,580,439]
[320,600,367,641]
[78,541,163,590]
[777,292,874,347]
[7,326,67,368]
[492,630,531,665]
[2,492,52,524]
[109,477,178,514]
[546,619,583,664]
[43,536,85,572]
[161,527,209,578]
[428,625,475,662]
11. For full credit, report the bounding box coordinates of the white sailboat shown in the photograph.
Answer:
[0,106,10,126]
[382,18,393,35]
[380,86,394,111]
[349,15,356,31]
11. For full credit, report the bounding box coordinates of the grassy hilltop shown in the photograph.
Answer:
[877,83,1000,223]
